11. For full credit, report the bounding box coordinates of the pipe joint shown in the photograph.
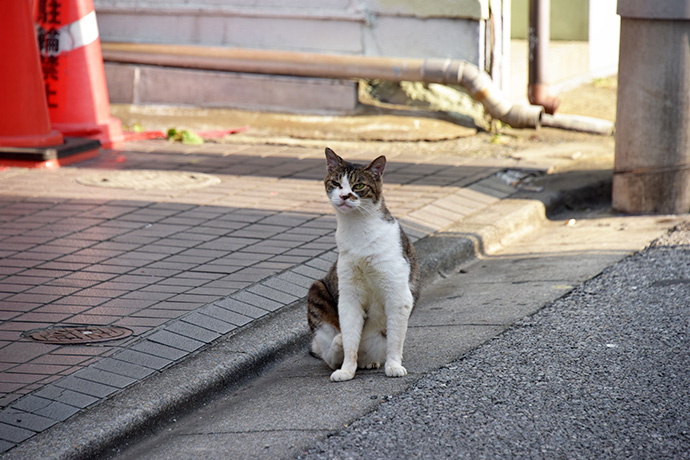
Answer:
[503,104,545,129]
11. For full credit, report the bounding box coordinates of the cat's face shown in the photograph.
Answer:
[324,148,385,215]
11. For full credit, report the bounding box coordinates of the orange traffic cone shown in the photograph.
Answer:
[36,0,124,149]
[0,0,63,148]
[0,0,99,168]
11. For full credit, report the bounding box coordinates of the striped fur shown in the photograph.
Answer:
[307,148,421,381]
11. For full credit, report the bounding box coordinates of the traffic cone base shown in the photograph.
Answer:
[52,116,124,150]
[0,137,100,169]
[0,130,64,149]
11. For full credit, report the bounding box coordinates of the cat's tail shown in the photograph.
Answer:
[307,279,343,367]
[307,279,339,333]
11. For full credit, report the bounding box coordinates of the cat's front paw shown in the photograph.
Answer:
[385,364,407,378]
[330,368,355,382]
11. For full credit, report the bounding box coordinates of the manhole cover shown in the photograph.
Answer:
[75,170,221,190]
[26,326,133,344]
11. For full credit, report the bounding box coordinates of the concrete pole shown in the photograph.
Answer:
[613,0,690,214]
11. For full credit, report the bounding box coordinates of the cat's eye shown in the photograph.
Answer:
[352,184,365,191]
[329,180,341,189]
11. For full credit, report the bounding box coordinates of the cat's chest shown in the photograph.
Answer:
[336,217,399,259]
[336,219,407,285]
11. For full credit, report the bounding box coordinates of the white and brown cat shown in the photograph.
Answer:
[308,148,421,382]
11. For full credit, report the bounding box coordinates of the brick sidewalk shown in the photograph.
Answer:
[0,141,520,452]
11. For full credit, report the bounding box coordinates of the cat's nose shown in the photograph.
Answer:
[340,193,355,201]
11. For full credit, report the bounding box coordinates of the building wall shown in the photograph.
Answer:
[511,0,589,41]
[94,0,516,112]
[510,0,619,80]
[94,0,491,65]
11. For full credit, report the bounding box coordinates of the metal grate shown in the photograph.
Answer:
[26,326,133,344]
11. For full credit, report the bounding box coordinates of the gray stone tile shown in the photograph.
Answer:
[213,298,268,319]
[54,376,119,399]
[247,284,300,305]
[0,421,35,444]
[0,409,56,432]
[200,305,254,326]
[0,439,15,452]
[130,340,188,362]
[306,256,334,272]
[231,291,284,312]
[33,400,80,422]
[10,395,51,414]
[291,264,328,280]
[262,277,310,298]
[147,330,205,353]
[182,312,237,335]
[92,357,156,380]
[33,386,99,409]
[164,320,221,344]
[277,270,313,289]
[112,349,172,371]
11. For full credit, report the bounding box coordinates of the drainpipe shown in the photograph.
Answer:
[101,43,544,129]
[528,0,560,114]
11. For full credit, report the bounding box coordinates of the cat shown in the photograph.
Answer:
[307,148,421,382]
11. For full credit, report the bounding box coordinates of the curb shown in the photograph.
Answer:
[4,169,613,460]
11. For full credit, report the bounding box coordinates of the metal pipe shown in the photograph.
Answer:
[101,42,544,129]
[528,0,560,114]
[542,114,614,135]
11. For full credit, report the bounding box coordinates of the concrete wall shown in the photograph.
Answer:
[588,0,620,77]
[510,0,619,81]
[511,0,589,41]
[96,0,512,113]
[94,0,490,65]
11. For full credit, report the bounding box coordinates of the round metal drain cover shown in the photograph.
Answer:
[26,325,133,344]
[76,170,221,190]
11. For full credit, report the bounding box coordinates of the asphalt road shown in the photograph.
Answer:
[299,221,690,460]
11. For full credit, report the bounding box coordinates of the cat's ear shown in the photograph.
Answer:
[325,148,343,173]
[366,155,386,181]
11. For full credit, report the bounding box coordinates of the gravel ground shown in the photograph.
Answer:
[298,222,690,460]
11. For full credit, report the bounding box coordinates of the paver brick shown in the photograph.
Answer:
[182,312,237,335]
[277,270,314,289]
[111,349,171,372]
[0,408,56,432]
[32,399,80,421]
[231,291,284,312]
[147,330,205,353]
[247,284,299,305]
[131,340,187,362]
[10,395,51,413]
[33,385,98,409]
[291,264,328,280]
[164,321,220,344]
[185,287,235,297]
[0,373,45,385]
[262,277,310,299]
[0,421,35,443]
[53,375,118,399]
[201,304,255,326]
[129,308,187,319]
